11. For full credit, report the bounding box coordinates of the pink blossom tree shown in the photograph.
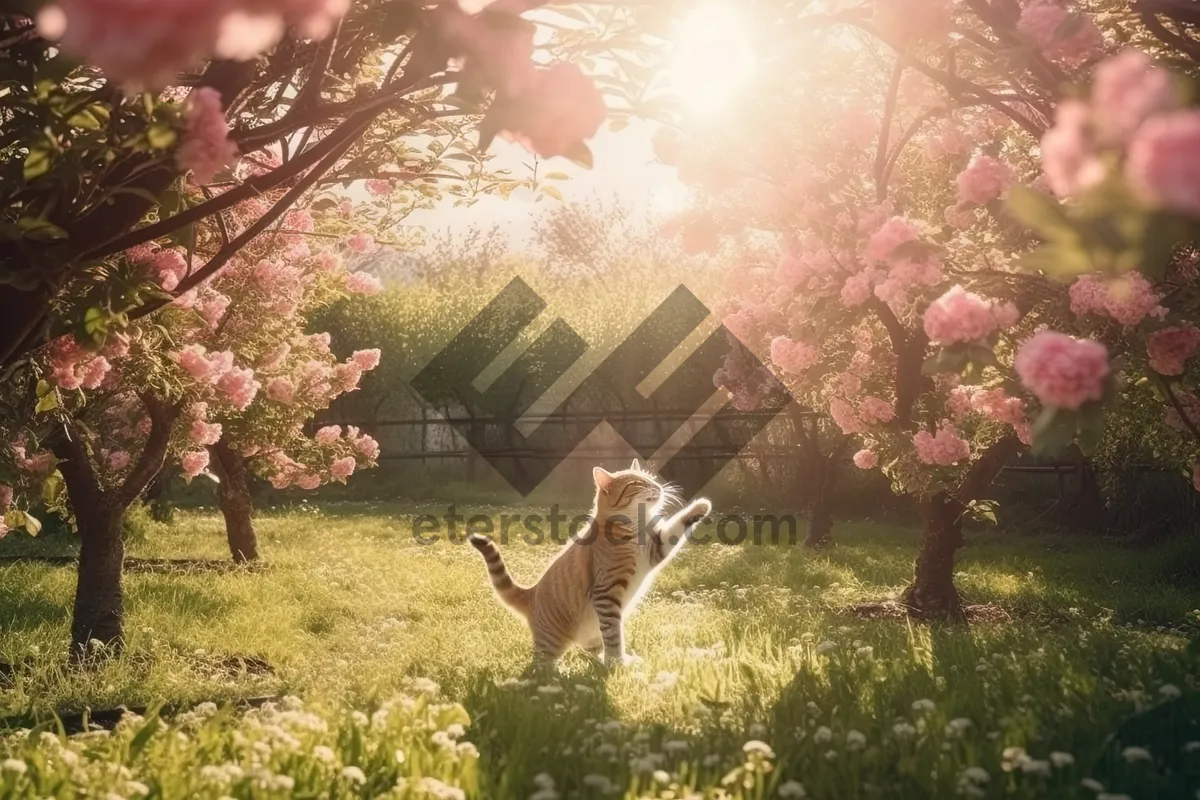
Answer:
[658,0,1200,618]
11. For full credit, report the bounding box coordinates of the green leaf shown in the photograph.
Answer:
[42,472,64,507]
[128,713,161,758]
[539,185,563,201]
[543,172,571,181]
[1031,406,1077,457]
[17,217,68,242]
[23,147,54,181]
[1015,242,1094,279]
[34,391,59,414]
[1006,185,1077,242]
[146,124,177,150]
[67,104,110,130]
[563,141,594,170]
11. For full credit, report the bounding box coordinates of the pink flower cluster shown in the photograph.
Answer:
[108,450,132,470]
[316,425,342,445]
[0,484,14,508]
[955,155,1015,206]
[1165,393,1200,434]
[175,344,235,384]
[346,271,384,296]
[1068,272,1166,327]
[45,335,112,391]
[1017,1,1104,66]
[189,418,223,447]
[351,349,382,371]
[217,366,261,411]
[180,450,210,483]
[865,217,920,264]
[1146,325,1200,375]
[1127,110,1200,217]
[1015,331,1109,410]
[853,449,879,470]
[950,386,1032,444]
[830,398,867,435]
[177,88,239,185]
[913,424,971,466]
[330,456,356,482]
[923,286,1019,346]
[1091,49,1179,145]
[267,377,296,404]
[770,337,819,375]
[497,62,608,159]
[1041,100,1106,197]
[37,0,349,89]
[859,396,896,425]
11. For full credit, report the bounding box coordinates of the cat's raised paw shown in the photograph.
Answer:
[683,498,713,528]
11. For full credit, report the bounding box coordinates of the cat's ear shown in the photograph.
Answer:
[630,458,641,471]
[593,467,615,493]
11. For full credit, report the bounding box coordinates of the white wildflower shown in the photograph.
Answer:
[1121,746,1152,763]
[1159,684,1182,699]
[748,722,767,738]
[532,773,556,790]
[815,641,837,654]
[1,759,27,775]
[652,770,671,784]
[743,740,775,758]
[312,745,336,764]
[892,722,916,738]
[410,678,440,695]
[946,718,972,735]
[395,748,406,763]
[1020,759,1051,776]
[1050,751,1075,767]
[814,726,832,744]
[912,699,936,713]
[1080,778,1105,792]
[536,685,563,697]
[855,645,874,658]
[778,779,806,798]
[846,730,866,750]
[341,766,366,784]
[960,767,989,784]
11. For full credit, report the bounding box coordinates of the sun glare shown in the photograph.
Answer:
[667,3,757,120]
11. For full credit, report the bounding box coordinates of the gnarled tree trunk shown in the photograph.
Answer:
[210,438,258,563]
[900,434,1021,621]
[792,407,848,549]
[52,395,179,662]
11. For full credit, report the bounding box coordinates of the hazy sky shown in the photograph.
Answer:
[407,118,683,252]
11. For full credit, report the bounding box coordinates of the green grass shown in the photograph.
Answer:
[1,505,1199,798]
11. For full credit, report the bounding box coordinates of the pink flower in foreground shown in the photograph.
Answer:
[923,286,1018,346]
[497,62,607,159]
[1017,1,1104,66]
[295,473,322,491]
[175,345,234,384]
[873,0,951,44]
[177,88,239,185]
[365,179,393,196]
[955,155,1015,205]
[180,450,210,483]
[266,377,296,404]
[149,249,189,292]
[108,450,131,471]
[1068,273,1165,326]
[335,362,364,393]
[1041,100,1105,197]
[351,349,381,371]
[36,0,348,89]
[315,425,342,446]
[1015,331,1109,410]
[0,484,12,508]
[189,419,223,447]
[853,449,879,470]
[346,271,383,295]
[913,424,970,466]
[217,366,261,411]
[330,456,356,483]
[1091,49,1178,144]
[430,1,536,97]
[770,337,819,375]
[1126,110,1200,217]
[1146,325,1200,375]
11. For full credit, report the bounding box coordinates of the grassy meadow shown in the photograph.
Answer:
[1,505,1199,798]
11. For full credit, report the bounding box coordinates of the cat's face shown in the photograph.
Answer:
[593,460,663,516]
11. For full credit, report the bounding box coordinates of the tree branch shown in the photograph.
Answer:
[116,393,180,508]
[874,61,904,201]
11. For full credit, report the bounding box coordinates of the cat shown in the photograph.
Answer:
[467,459,712,665]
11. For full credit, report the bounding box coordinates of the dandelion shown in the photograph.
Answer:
[778,779,807,797]
[814,726,832,743]
[1121,746,1152,763]
[1050,751,1076,767]
[847,730,867,750]
[341,766,366,784]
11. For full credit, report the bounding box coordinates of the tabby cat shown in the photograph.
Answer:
[467,460,712,664]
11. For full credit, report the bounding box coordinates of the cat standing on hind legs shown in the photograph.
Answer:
[467,459,712,666]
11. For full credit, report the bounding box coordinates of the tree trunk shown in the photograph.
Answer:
[900,492,966,621]
[52,394,179,663]
[805,455,838,548]
[144,467,173,523]
[72,499,126,659]
[210,439,259,563]
[900,434,1022,622]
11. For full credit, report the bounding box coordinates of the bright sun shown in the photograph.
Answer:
[666,3,757,119]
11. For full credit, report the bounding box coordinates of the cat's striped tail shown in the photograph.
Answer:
[467,534,532,616]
